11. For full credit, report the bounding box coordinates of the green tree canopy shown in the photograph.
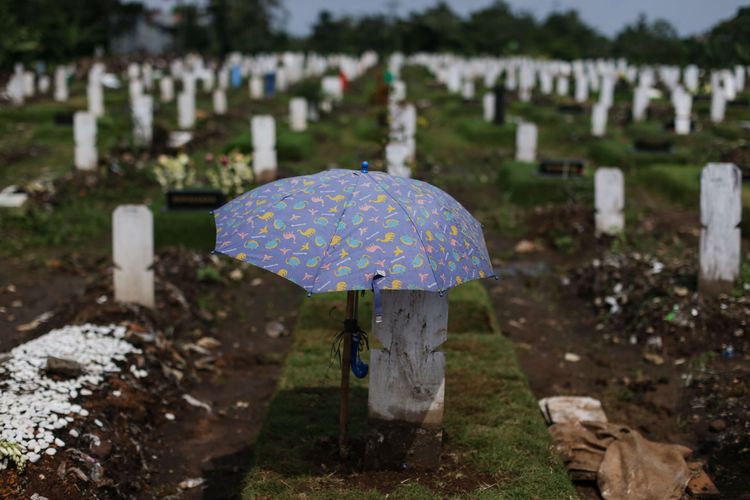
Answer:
[613,14,688,65]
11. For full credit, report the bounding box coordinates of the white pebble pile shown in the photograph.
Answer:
[0,324,142,467]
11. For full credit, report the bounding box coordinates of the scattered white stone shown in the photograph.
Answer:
[182,394,212,413]
[564,352,581,363]
[0,324,141,461]
[165,413,175,421]
[179,477,205,489]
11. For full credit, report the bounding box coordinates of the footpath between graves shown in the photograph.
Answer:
[241,281,576,499]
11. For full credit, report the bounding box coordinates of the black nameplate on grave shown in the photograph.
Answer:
[558,103,585,114]
[538,159,585,177]
[728,97,750,108]
[53,112,74,125]
[166,189,226,211]
[633,137,673,153]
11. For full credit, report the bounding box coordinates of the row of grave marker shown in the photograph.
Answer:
[60,52,378,178]
[108,161,740,469]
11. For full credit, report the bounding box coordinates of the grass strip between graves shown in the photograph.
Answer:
[241,280,576,499]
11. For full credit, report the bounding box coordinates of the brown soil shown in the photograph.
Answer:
[291,433,496,497]
[0,248,300,499]
[464,188,750,499]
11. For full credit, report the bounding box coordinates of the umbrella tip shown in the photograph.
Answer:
[360,161,369,173]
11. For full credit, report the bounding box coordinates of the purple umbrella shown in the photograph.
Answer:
[212,162,494,456]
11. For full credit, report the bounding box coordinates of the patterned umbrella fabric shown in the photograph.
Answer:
[212,167,494,297]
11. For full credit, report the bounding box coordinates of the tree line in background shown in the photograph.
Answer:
[1,0,748,69]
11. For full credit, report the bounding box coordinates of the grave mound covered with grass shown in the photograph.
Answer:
[241,281,575,499]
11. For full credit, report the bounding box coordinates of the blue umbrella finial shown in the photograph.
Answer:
[361,161,369,173]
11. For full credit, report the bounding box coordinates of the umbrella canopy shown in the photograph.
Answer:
[212,167,494,295]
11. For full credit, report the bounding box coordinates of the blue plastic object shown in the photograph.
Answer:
[350,331,369,378]
[230,65,241,88]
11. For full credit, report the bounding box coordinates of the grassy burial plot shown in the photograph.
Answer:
[241,281,575,499]
[0,68,383,259]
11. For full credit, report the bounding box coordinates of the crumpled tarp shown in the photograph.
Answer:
[550,420,693,500]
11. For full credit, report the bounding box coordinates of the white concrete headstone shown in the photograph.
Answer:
[38,75,50,94]
[113,205,155,308]
[461,80,475,100]
[591,104,608,137]
[684,65,699,93]
[710,88,726,123]
[595,167,624,235]
[159,76,174,102]
[73,111,97,170]
[54,67,68,102]
[385,142,411,178]
[251,115,277,179]
[483,92,495,122]
[673,90,692,135]
[87,83,104,118]
[6,74,24,106]
[368,290,448,426]
[213,89,227,115]
[515,123,537,163]
[289,97,308,132]
[249,76,263,99]
[734,65,746,92]
[177,92,196,129]
[202,71,215,93]
[539,71,553,94]
[390,80,406,103]
[128,79,143,105]
[22,71,35,97]
[699,163,741,293]
[132,95,153,147]
[632,87,650,122]
[574,74,589,102]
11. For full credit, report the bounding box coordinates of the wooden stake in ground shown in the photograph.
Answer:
[699,163,741,295]
[339,290,358,459]
[113,205,155,308]
[365,290,448,470]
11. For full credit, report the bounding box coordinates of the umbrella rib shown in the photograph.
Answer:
[371,176,442,291]
[309,171,364,293]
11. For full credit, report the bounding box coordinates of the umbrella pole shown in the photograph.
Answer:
[339,290,357,459]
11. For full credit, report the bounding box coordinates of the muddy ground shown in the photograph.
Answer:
[456,188,750,499]
[0,249,300,499]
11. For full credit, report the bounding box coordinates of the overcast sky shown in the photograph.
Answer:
[143,0,746,37]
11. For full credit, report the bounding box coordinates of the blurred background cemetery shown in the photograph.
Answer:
[1,0,749,498]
